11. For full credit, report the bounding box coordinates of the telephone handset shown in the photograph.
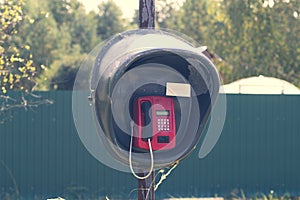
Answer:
[133,96,176,151]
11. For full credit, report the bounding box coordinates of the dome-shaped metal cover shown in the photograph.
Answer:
[72,29,225,172]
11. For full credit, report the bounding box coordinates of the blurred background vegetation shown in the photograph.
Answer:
[1,0,299,93]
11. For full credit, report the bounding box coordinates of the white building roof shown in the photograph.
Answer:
[221,75,300,94]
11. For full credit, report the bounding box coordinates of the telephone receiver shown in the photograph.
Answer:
[141,101,153,141]
[133,96,176,151]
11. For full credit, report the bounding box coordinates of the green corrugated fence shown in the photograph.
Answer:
[0,92,300,199]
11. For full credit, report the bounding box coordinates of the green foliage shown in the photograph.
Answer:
[156,0,182,29]
[37,45,86,90]
[24,11,60,67]
[34,0,129,90]
[220,0,300,85]
[21,0,101,90]
[130,9,139,28]
[69,11,99,53]
[96,0,125,40]
[47,0,99,53]
[179,0,210,43]
[3,0,299,91]
[0,0,40,93]
[157,0,300,86]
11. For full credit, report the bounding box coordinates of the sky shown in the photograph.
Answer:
[77,0,139,19]
[78,0,185,19]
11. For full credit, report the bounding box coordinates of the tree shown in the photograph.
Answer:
[69,11,99,53]
[37,45,86,90]
[0,0,39,93]
[156,0,235,83]
[178,0,211,43]
[143,0,183,29]
[96,0,125,40]
[23,0,99,90]
[159,0,300,86]
[130,9,139,28]
[221,0,300,85]
[0,0,52,123]
[47,0,99,53]
[23,12,60,68]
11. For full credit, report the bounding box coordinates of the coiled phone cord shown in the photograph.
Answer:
[129,121,154,180]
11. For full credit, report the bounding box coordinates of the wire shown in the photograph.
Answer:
[129,121,154,180]
[143,161,179,200]
[154,161,179,191]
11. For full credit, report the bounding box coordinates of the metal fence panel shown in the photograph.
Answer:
[0,92,300,198]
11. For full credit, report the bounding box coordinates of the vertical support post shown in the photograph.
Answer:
[138,1,155,200]
[138,171,155,199]
[139,0,155,29]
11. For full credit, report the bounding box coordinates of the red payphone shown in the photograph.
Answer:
[133,96,176,151]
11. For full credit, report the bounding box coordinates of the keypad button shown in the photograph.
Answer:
[157,118,171,132]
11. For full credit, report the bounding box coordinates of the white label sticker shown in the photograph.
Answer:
[166,82,191,97]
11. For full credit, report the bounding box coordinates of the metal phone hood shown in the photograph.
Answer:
[88,29,221,170]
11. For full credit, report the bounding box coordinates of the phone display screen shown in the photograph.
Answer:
[156,110,170,116]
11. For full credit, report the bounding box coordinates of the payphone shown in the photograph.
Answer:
[72,29,225,175]
[133,96,176,151]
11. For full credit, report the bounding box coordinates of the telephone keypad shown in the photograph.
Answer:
[157,118,170,131]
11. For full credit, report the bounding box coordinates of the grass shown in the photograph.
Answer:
[0,162,299,200]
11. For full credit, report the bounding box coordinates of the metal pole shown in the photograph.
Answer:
[138,0,155,199]
[139,0,155,29]
[138,171,155,199]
